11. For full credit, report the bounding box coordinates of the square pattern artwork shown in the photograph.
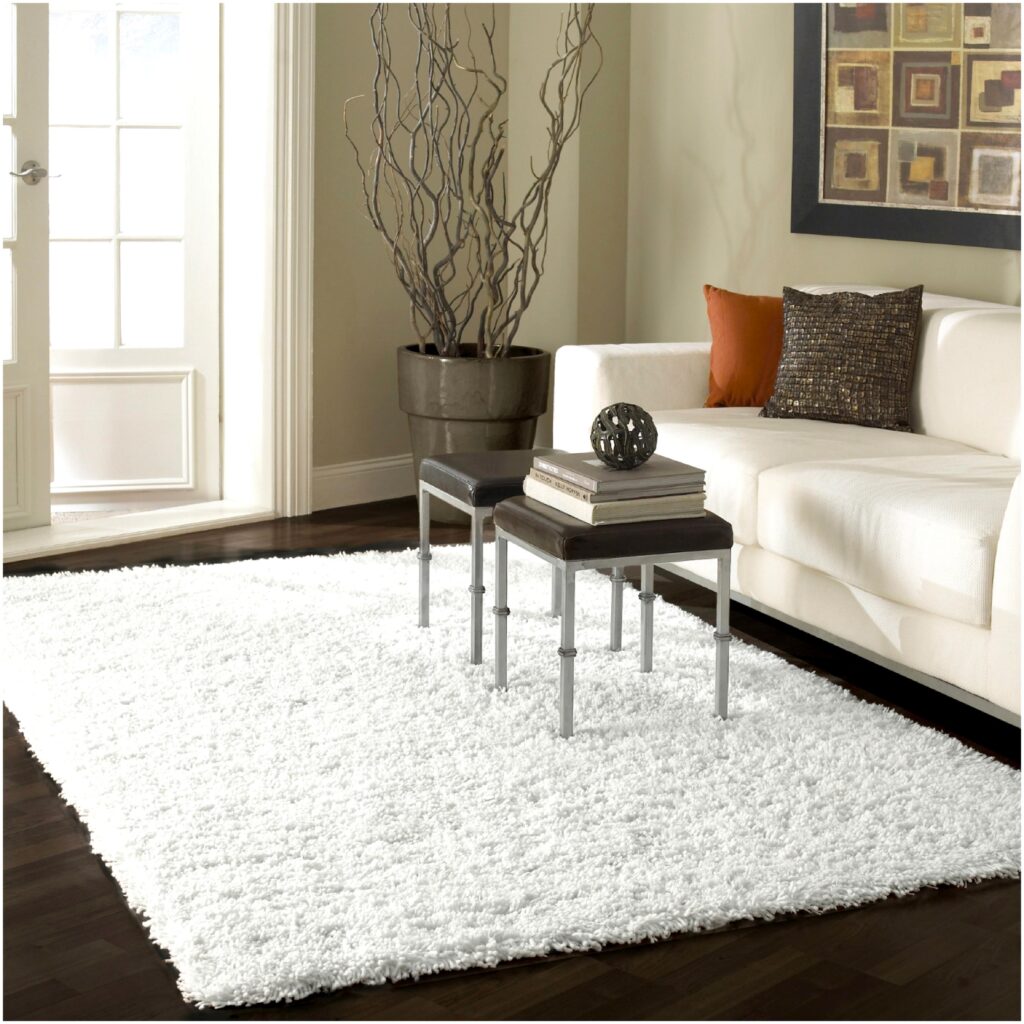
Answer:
[823,3,1021,213]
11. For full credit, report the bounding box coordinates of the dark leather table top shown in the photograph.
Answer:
[420,448,557,508]
[493,495,733,562]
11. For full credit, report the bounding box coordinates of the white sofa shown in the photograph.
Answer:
[553,287,1021,723]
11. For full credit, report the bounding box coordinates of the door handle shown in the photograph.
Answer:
[9,160,48,185]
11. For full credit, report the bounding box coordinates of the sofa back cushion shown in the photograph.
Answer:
[911,308,1021,458]
[796,286,1021,458]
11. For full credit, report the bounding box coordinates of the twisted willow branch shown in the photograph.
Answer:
[345,3,601,358]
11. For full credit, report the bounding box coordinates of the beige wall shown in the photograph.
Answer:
[507,4,630,444]
[506,4,581,395]
[626,3,1021,345]
[578,5,631,348]
[313,4,414,468]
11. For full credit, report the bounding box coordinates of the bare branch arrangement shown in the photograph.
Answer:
[345,3,601,358]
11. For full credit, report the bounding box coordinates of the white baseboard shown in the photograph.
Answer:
[312,454,415,512]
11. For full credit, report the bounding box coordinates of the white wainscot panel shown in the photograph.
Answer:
[3,387,27,515]
[50,371,194,492]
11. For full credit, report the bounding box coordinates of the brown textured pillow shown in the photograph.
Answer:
[760,286,925,431]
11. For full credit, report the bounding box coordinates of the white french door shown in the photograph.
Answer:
[4,3,307,554]
[3,3,50,531]
[47,1,220,510]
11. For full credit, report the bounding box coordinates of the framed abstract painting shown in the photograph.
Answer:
[792,3,1021,250]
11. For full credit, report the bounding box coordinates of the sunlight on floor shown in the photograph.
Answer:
[50,509,128,525]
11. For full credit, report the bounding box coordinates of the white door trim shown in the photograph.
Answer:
[4,4,50,532]
[273,2,315,518]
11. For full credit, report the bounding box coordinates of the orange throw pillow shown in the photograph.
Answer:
[703,284,784,408]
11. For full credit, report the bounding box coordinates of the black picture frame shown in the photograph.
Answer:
[791,4,1021,251]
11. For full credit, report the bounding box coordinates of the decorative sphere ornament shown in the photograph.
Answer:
[590,402,658,470]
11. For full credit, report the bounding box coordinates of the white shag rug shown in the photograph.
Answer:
[2,545,1020,1008]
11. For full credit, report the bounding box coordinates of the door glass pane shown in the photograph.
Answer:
[50,241,115,349]
[50,10,114,125]
[1,246,11,362]
[1,123,11,240]
[120,241,183,348]
[119,13,182,123]
[119,128,183,235]
[49,127,114,238]
[1,3,13,118]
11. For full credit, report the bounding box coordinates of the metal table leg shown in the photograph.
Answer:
[559,564,577,738]
[610,566,626,651]
[469,508,485,665]
[639,562,655,673]
[418,484,430,628]
[715,551,732,718]
[494,536,509,691]
[550,565,562,618]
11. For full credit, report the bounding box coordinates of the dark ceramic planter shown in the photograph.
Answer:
[397,344,552,524]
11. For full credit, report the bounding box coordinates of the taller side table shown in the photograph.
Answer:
[418,449,559,664]
[492,496,735,738]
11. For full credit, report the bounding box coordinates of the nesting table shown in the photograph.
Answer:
[417,449,559,664]
[492,496,735,738]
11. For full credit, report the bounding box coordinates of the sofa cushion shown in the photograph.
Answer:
[757,454,1020,627]
[651,408,973,545]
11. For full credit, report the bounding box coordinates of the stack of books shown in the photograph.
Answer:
[524,452,706,526]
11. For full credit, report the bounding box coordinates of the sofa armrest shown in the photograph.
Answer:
[552,342,711,451]
[988,475,1020,716]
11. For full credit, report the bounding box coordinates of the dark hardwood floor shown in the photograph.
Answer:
[4,497,1020,1021]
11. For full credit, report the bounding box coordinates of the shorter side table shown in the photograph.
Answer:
[492,496,734,738]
